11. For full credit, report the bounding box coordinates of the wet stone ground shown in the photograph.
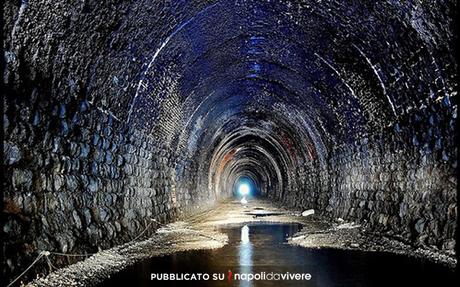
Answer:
[24,199,457,287]
[99,223,456,287]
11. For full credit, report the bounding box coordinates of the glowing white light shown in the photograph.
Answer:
[240,197,248,205]
[238,183,250,195]
[241,225,250,243]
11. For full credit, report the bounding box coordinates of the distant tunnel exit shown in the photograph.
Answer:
[234,176,259,199]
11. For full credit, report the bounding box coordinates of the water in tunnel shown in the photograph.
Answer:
[2,0,458,286]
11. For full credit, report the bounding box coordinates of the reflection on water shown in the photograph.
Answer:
[239,225,252,287]
[99,223,456,287]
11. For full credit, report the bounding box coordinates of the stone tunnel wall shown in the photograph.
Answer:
[2,91,212,280]
[2,0,220,281]
[282,99,457,251]
[2,0,457,284]
[2,90,219,285]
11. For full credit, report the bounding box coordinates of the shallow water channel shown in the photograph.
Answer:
[99,223,456,286]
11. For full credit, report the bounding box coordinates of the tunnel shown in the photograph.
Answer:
[2,0,458,286]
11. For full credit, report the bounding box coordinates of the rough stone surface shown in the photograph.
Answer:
[2,0,457,284]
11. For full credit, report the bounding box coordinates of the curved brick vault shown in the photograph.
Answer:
[2,0,457,283]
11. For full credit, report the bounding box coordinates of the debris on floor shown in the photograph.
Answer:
[301,209,315,217]
[335,222,361,229]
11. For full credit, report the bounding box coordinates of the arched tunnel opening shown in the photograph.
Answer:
[2,0,458,286]
[233,176,258,198]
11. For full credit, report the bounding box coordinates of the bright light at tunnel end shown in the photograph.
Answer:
[238,183,250,196]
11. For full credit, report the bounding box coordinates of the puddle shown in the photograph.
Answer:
[244,210,286,217]
[99,223,456,286]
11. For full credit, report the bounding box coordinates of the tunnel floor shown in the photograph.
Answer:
[24,199,456,287]
[99,223,455,287]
